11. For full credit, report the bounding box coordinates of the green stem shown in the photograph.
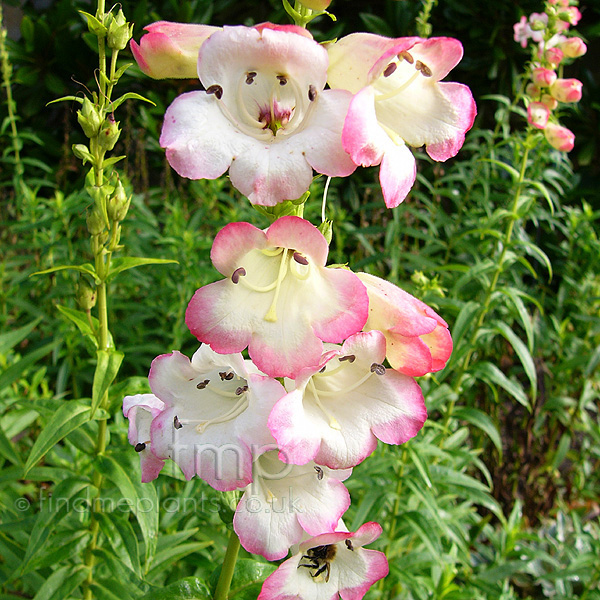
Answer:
[214,529,241,600]
[443,144,531,433]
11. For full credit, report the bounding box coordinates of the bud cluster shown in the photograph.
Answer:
[514,0,586,152]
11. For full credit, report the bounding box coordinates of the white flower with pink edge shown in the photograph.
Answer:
[234,450,352,560]
[160,24,356,206]
[148,345,285,491]
[257,522,389,600]
[268,330,427,469]
[185,216,369,379]
[327,34,476,208]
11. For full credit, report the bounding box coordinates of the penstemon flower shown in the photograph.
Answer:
[357,272,452,377]
[160,24,356,206]
[268,330,427,469]
[185,216,368,379]
[327,34,476,208]
[234,450,352,560]
[147,345,285,491]
[257,522,389,600]
[123,394,166,482]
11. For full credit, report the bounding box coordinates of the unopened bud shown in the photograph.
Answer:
[98,116,120,151]
[298,0,332,9]
[540,93,558,110]
[560,37,587,58]
[545,47,563,67]
[107,181,131,222]
[544,123,574,152]
[525,83,541,97]
[550,78,582,103]
[532,67,556,87]
[76,282,97,311]
[107,9,132,51]
[77,97,102,138]
[86,207,106,235]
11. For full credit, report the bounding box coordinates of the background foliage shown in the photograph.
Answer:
[1,0,599,598]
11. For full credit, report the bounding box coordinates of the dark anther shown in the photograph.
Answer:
[308,85,317,102]
[277,75,288,86]
[135,442,146,452]
[383,62,397,78]
[293,252,309,265]
[219,371,235,381]
[236,385,249,395]
[370,363,386,376]
[345,539,354,551]
[319,365,327,373]
[174,415,183,429]
[246,71,257,84]
[314,466,324,480]
[339,355,356,363]
[232,267,246,284]
[196,379,210,389]
[415,61,432,77]
[206,84,223,99]
[398,50,414,64]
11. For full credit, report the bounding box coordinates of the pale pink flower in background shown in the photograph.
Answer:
[527,101,550,129]
[550,78,583,103]
[268,330,426,469]
[123,394,166,482]
[234,450,352,560]
[545,123,575,151]
[148,345,285,491]
[513,16,531,48]
[257,522,389,600]
[160,24,355,206]
[185,217,368,379]
[560,6,582,26]
[528,12,548,42]
[327,34,476,208]
[560,37,587,58]
[357,272,452,376]
[532,67,557,87]
[131,21,219,79]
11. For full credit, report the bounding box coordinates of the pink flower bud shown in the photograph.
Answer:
[298,0,332,9]
[544,123,574,152]
[541,94,558,110]
[550,78,583,103]
[532,67,557,87]
[560,37,587,58]
[545,47,563,66]
[526,83,541,97]
[528,102,550,129]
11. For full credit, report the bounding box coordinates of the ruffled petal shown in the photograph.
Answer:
[378,142,416,208]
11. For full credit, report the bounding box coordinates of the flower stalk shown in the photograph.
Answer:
[214,528,241,600]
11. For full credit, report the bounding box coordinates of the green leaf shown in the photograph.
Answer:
[453,406,502,456]
[497,287,535,351]
[102,155,126,168]
[0,422,21,465]
[140,578,211,600]
[96,512,141,577]
[0,317,42,355]
[471,361,529,409]
[79,10,107,36]
[110,92,156,112]
[91,350,124,417]
[46,95,84,106]
[95,454,159,561]
[0,340,61,392]
[494,322,537,400]
[32,565,88,600]
[210,559,276,600]
[31,263,97,281]
[107,257,178,282]
[147,542,213,580]
[449,301,479,353]
[482,158,521,181]
[23,401,92,476]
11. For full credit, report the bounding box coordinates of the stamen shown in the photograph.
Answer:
[232,267,246,284]
[345,540,354,551]
[236,385,248,396]
[277,75,288,86]
[398,50,414,64]
[308,85,317,102]
[370,363,386,376]
[415,60,432,77]
[196,379,210,389]
[174,415,183,429]
[195,393,249,433]
[315,466,324,480]
[339,355,355,363]
[313,368,374,397]
[375,69,421,102]
[383,62,397,77]
[308,379,341,430]
[264,250,291,322]
[206,84,223,99]
[293,252,309,265]
[261,247,285,257]
[135,442,146,452]
[219,371,234,381]
[246,71,256,84]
